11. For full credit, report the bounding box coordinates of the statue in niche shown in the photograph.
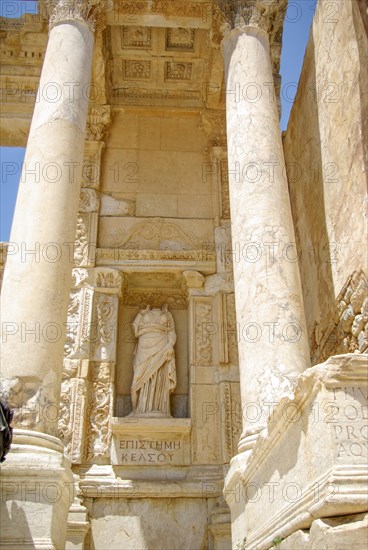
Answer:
[130,304,177,417]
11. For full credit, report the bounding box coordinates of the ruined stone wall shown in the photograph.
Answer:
[283,0,368,365]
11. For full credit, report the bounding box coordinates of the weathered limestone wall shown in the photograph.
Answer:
[87,497,213,550]
[283,0,368,365]
[99,109,211,228]
[80,103,240,550]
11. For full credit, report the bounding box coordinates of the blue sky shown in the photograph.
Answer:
[0,0,316,241]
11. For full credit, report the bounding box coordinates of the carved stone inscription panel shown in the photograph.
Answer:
[325,386,368,461]
[115,437,185,465]
[111,418,191,465]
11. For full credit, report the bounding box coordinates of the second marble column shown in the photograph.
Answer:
[222,21,310,453]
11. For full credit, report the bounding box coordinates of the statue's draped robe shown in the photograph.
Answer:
[131,308,176,416]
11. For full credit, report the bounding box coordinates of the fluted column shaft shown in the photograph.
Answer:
[222,24,310,453]
[0,3,97,436]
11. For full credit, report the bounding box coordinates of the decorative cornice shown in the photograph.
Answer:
[47,0,104,33]
[113,0,209,21]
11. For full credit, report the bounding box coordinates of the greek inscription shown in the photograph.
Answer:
[118,438,183,464]
[119,439,181,450]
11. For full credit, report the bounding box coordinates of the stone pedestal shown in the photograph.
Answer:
[111,417,191,467]
[0,431,74,549]
[223,354,368,549]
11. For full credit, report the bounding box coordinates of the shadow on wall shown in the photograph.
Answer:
[353,1,368,183]
[85,497,210,550]
[284,30,335,366]
[0,501,36,548]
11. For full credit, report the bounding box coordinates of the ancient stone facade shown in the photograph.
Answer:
[0,1,367,549]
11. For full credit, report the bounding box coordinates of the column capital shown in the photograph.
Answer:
[216,0,286,36]
[47,0,104,33]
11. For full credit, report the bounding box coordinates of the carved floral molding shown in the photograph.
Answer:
[47,0,104,32]
[216,0,286,34]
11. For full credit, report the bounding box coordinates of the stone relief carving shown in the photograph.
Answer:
[182,270,205,291]
[226,293,239,365]
[112,218,207,251]
[130,305,177,417]
[64,290,83,359]
[96,248,216,265]
[165,62,193,81]
[86,362,114,460]
[216,0,275,33]
[92,294,119,361]
[96,269,124,290]
[312,269,368,363]
[213,225,234,275]
[91,29,107,103]
[74,213,89,267]
[211,3,226,47]
[96,297,115,345]
[125,60,151,79]
[64,288,93,359]
[79,189,100,213]
[124,290,187,310]
[86,105,111,142]
[71,268,89,288]
[166,28,195,51]
[220,159,230,219]
[59,360,87,462]
[194,300,214,366]
[74,212,98,268]
[47,0,104,32]
[122,26,152,49]
[110,86,203,106]
[115,1,207,19]
[200,111,227,148]
[136,273,177,285]
[82,142,104,189]
[221,382,234,460]
[215,0,286,76]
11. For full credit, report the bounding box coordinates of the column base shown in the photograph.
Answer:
[224,354,368,549]
[0,430,74,550]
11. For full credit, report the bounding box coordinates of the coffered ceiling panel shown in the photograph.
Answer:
[108,25,217,108]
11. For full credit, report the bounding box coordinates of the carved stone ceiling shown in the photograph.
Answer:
[108,25,216,108]
[0,0,287,144]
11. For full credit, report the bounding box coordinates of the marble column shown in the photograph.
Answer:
[0,0,100,437]
[218,1,310,454]
[0,2,103,548]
